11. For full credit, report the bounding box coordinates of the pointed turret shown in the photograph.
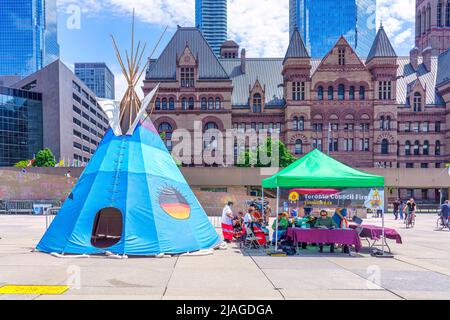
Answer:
[284,27,310,62]
[367,24,397,63]
[366,25,399,102]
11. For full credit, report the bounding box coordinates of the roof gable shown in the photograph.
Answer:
[146,28,229,80]
[313,36,367,73]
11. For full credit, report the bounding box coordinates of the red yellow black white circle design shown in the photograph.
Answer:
[158,186,191,220]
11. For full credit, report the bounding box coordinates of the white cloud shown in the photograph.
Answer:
[58,0,416,97]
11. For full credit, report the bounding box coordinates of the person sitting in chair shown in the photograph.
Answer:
[314,210,338,253]
[271,212,289,245]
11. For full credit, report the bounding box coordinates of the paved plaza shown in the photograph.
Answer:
[0,214,449,300]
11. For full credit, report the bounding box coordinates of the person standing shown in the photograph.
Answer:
[221,201,235,243]
[332,199,351,253]
[393,198,400,220]
[398,198,404,220]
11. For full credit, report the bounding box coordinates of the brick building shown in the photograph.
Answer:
[144,19,450,173]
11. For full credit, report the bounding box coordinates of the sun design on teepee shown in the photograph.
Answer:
[110,9,166,134]
[158,185,191,220]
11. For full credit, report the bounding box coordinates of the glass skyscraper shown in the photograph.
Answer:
[289,0,376,58]
[195,0,228,56]
[0,0,60,77]
[0,86,43,166]
[75,63,115,100]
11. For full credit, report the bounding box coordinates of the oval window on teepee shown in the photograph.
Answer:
[91,207,123,248]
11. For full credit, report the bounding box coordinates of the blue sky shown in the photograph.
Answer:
[56,0,416,98]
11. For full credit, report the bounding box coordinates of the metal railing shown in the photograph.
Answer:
[0,200,61,215]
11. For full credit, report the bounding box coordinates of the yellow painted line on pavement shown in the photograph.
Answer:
[0,285,69,295]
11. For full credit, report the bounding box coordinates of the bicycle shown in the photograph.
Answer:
[405,212,415,229]
[436,216,450,231]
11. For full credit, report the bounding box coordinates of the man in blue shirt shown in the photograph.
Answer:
[440,200,450,227]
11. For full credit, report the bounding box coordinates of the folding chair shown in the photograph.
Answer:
[242,225,262,250]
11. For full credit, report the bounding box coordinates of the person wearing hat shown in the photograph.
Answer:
[271,212,289,245]
[314,210,338,253]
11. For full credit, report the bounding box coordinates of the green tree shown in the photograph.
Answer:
[33,148,56,167]
[14,160,31,168]
[236,137,296,168]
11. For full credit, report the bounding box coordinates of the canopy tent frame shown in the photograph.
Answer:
[262,149,387,255]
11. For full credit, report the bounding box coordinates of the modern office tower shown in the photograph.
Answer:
[13,60,109,165]
[415,0,450,55]
[75,63,115,100]
[289,0,376,57]
[0,0,60,77]
[0,87,43,166]
[195,0,228,56]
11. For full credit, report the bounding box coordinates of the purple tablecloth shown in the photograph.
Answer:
[286,228,362,252]
[350,224,402,244]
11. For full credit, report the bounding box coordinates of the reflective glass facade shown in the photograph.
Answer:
[289,0,376,58]
[195,0,227,56]
[75,63,115,100]
[0,0,60,77]
[0,87,43,166]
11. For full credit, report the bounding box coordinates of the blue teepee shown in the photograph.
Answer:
[37,23,221,256]
[37,117,221,255]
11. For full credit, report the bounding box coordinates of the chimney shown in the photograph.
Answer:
[422,47,432,71]
[241,49,246,74]
[409,47,419,70]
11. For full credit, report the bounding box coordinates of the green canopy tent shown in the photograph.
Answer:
[261,149,387,254]
[262,149,384,189]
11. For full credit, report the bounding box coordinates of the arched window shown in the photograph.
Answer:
[158,123,173,151]
[349,86,355,100]
[405,141,411,156]
[188,97,195,110]
[359,86,366,100]
[414,140,420,155]
[215,97,221,110]
[208,98,214,110]
[423,140,429,155]
[201,97,207,110]
[253,93,262,113]
[328,86,334,100]
[169,98,175,110]
[427,4,432,30]
[436,140,441,155]
[162,98,167,110]
[204,122,219,131]
[338,84,345,100]
[446,0,450,27]
[155,98,161,110]
[181,97,187,110]
[295,139,303,155]
[385,116,391,131]
[380,116,385,130]
[317,86,324,100]
[438,1,443,27]
[381,139,389,155]
[293,116,298,131]
[299,116,305,131]
[413,92,422,112]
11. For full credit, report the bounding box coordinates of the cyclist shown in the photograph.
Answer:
[404,198,417,227]
[439,200,450,228]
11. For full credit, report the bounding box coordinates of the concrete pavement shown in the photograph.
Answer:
[0,214,449,300]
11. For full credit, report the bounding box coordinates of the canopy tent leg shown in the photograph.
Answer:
[275,187,280,252]
[261,188,265,224]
